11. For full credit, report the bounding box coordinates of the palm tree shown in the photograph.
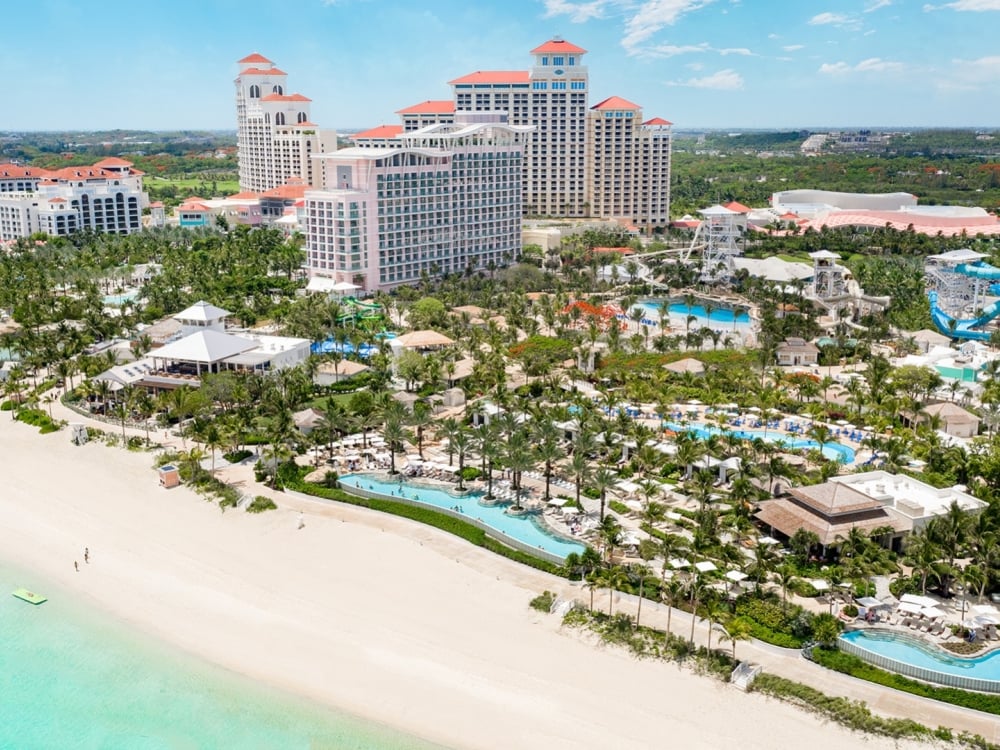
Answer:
[450,425,474,491]
[534,421,564,503]
[661,577,684,642]
[436,417,462,466]
[503,428,536,510]
[602,565,629,617]
[775,564,797,611]
[688,574,706,644]
[408,400,433,460]
[382,406,408,475]
[568,444,592,509]
[903,529,942,595]
[720,617,753,662]
[592,466,617,522]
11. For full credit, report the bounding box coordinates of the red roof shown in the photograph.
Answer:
[178,202,210,212]
[239,67,287,77]
[93,157,133,168]
[350,124,403,140]
[262,181,311,200]
[530,39,587,55]
[238,53,273,64]
[448,70,529,85]
[227,191,260,200]
[48,197,67,203]
[396,100,456,115]
[150,201,164,208]
[725,201,752,213]
[0,164,51,179]
[643,117,673,126]
[780,212,799,220]
[591,96,641,111]
[260,93,311,102]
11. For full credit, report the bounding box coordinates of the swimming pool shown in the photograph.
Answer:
[840,629,1000,691]
[338,474,587,561]
[635,300,752,331]
[103,290,138,306]
[935,364,980,383]
[664,421,855,463]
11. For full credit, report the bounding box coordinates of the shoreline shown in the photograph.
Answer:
[0,417,956,749]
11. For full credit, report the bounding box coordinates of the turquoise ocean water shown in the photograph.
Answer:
[0,561,449,750]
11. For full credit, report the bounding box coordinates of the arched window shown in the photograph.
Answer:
[275,112,285,125]
[297,112,307,123]
[273,85,283,95]
[249,84,260,98]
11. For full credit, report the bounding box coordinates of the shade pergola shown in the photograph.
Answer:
[669,558,691,570]
[809,579,830,592]
[725,570,748,583]
[694,561,718,573]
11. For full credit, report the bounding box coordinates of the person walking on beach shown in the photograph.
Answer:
[74,561,79,572]
[84,548,89,564]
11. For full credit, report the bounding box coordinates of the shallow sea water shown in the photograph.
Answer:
[0,562,449,750]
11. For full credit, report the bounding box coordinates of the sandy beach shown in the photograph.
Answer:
[0,416,951,750]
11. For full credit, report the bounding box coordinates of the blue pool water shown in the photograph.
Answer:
[339,474,587,560]
[103,290,138,306]
[841,629,1000,682]
[0,560,446,749]
[664,421,855,463]
[636,300,751,329]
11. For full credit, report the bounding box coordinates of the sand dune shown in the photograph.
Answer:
[0,418,938,749]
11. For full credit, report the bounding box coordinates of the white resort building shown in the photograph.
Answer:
[234,53,338,192]
[93,301,310,394]
[0,159,148,241]
[305,112,529,291]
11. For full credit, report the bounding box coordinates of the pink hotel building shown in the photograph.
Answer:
[234,40,671,291]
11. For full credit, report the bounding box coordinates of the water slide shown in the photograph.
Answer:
[928,290,1000,341]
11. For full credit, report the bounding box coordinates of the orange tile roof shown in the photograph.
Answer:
[530,39,587,55]
[48,197,67,203]
[238,52,272,64]
[0,164,51,179]
[227,191,260,200]
[350,124,403,140]
[396,100,456,115]
[289,121,319,127]
[178,201,210,212]
[240,67,287,77]
[149,201,164,208]
[725,201,752,213]
[93,157,134,168]
[592,96,641,111]
[448,70,529,85]
[643,117,673,126]
[260,93,311,102]
[261,182,311,200]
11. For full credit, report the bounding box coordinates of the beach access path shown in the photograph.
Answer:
[1,413,995,749]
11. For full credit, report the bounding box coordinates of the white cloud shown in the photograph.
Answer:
[819,57,904,74]
[864,0,892,11]
[818,61,852,74]
[622,0,715,53]
[719,47,753,56]
[666,68,744,89]
[645,42,711,57]
[768,33,780,39]
[541,0,611,22]
[782,44,805,51]
[942,55,1000,90]
[809,11,849,24]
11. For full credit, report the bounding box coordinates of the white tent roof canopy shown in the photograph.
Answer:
[173,300,231,322]
[151,330,257,364]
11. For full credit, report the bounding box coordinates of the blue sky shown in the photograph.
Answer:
[4,0,999,131]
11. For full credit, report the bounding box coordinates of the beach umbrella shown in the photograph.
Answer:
[810,579,830,592]
[694,561,717,573]
[669,558,691,570]
[725,570,748,583]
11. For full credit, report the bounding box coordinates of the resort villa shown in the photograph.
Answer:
[756,471,987,553]
[94,301,310,393]
[776,338,820,367]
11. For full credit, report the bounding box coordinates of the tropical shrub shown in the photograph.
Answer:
[530,591,556,612]
[223,449,253,464]
[247,495,278,513]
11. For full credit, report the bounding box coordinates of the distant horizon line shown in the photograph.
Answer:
[3,124,999,136]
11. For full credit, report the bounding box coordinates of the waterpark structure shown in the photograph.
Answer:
[926,249,1000,341]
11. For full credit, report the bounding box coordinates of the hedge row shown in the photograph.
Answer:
[285,478,567,577]
[812,647,1000,716]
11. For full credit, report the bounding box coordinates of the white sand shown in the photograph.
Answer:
[0,418,939,750]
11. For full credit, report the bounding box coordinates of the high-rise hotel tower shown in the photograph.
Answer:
[234,53,337,192]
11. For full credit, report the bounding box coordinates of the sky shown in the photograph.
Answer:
[4,0,1000,132]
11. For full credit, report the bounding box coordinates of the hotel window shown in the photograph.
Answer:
[532,81,547,90]
[553,57,563,65]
